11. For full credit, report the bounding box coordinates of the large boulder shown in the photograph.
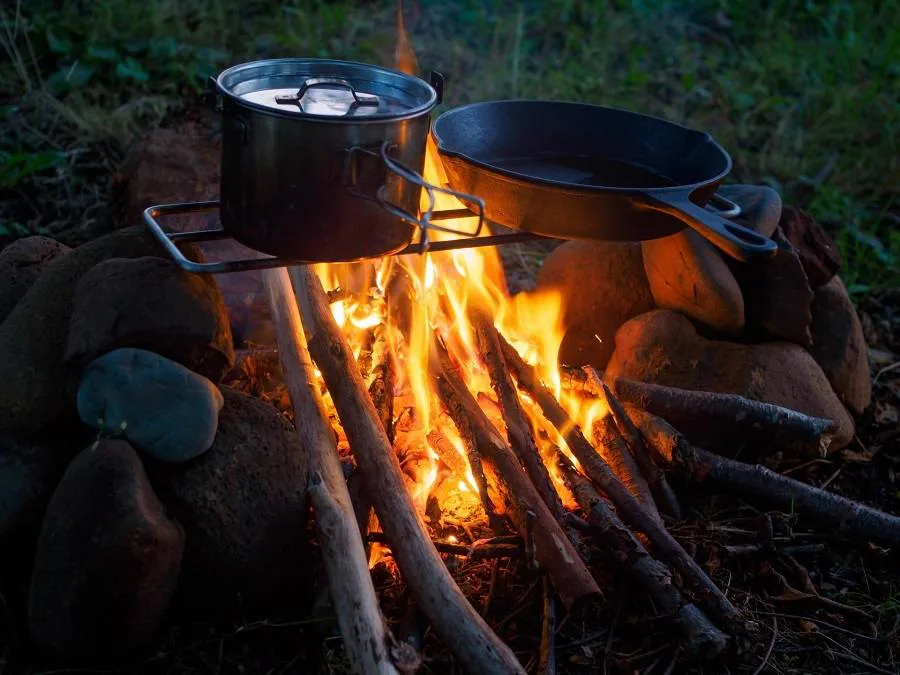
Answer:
[77,348,224,463]
[0,227,199,437]
[28,440,184,664]
[641,230,745,336]
[66,256,234,381]
[148,389,311,612]
[605,310,855,449]
[0,236,71,325]
[810,277,871,415]
[534,240,655,369]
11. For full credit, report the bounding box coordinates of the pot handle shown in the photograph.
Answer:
[648,191,777,262]
[373,142,487,253]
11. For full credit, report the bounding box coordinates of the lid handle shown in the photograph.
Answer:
[274,77,379,115]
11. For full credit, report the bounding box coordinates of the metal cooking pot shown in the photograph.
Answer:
[210,58,474,261]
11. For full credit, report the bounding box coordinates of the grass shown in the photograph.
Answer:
[1,0,900,289]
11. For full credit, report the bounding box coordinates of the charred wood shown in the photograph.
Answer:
[587,369,682,520]
[558,458,729,659]
[613,378,835,458]
[497,333,743,633]
[430,332,602,610]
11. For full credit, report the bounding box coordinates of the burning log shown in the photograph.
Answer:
[263,268,403,675]
[587,369,682,520]
[612,378,835,457]
[429,332,603,610]
[558,457,729,658]
[288,265,526,675]
[470,310,566,519]
[496,334,743,632]
[368,532,524,560]
[593,414,660,524]
[367,323,396,444]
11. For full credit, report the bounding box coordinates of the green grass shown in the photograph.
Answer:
[2,0,900,288]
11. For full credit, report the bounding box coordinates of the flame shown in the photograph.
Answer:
[394,0,419,75]
[307,137,610,526]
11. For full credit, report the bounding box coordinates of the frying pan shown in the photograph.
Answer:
[431,100,777,262]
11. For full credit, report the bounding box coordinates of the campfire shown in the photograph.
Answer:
[5,19,898,675]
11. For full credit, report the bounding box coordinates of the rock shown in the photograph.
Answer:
[0,236,71,325]
[66,256,234,381]
[717,185,783,238]
[606,309,855,450]
[28,440,184,664]
[733,228,814,346]
[115,118,271,349]
[0,435,79,564]
[149,388,311,612]
[534,241,655,369]
[779,206,842,289]
[641,230,745,335]
[810,277,871,415]
[77,348,224,463]
[0,227,201,437]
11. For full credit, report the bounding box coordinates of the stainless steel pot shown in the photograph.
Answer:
[211,58,475,261]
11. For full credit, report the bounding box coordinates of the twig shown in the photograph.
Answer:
[751,616,777,675]
[538,576,557,675]
[589,369,682,519]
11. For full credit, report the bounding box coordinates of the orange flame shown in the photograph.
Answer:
[394,0,419,75]
[311,141,609,524]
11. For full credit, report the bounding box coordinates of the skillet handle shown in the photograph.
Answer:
[649,192,778,262]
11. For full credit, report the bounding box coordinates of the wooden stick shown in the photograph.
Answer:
[683,447,900,550]
[367,323,396,444]
[430,333,602,610]
[588,369,682,520]
[558,458,729,659]
[613,378,835,458]
[368,532,523,560]
[538,576,557,675]
[496,334,743,632]
[622,405,697,467]
[264,268,399,675]
[593,413,661,523]
[288,265,526,675]
[470,310,565,519]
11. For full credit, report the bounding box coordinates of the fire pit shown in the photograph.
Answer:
[3,57,896,675]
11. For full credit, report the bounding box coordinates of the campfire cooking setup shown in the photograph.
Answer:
[7,56,896,675]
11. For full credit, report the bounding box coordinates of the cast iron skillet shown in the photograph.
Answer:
[431,100,777,262]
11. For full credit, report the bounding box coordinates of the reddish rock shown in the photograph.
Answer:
[733,228,814,346]
[810,277,871,415]
[717,185,783,238]
[115,119,271,348]
[0,227,200,437]
[0,236,71,324]
[148,389,311,612]
[779,206,841,289]
[605,309,855,450]
[534,240,655,369]
[28,440,184,664]
[66,256,234,381]
[642,230,744,335]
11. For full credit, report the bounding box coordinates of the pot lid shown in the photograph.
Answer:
[216,58,437,120]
